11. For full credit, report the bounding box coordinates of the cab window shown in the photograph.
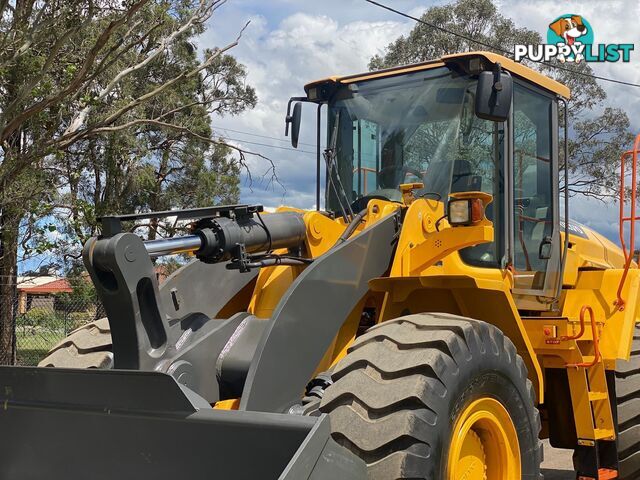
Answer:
[512,84,554,291]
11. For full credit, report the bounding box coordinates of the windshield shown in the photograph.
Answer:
[327,66,504,266]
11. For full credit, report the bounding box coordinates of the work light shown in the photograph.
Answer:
[447,194,490,226]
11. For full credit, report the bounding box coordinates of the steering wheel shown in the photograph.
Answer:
[377,165,424,189]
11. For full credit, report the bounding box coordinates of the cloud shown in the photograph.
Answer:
[202,1,638,248]
[500,0,640,130]
[566,196,619,243]
[200,9,414,208]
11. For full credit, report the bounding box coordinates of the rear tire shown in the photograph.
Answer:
[38,318,113,369]
[320,312,542,479]
[614,323,640,479]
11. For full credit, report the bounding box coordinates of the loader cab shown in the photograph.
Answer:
[300,52,570,308]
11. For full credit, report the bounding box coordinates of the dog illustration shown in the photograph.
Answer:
[549,15,588,63]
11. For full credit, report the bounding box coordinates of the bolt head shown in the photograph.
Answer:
[124,246,136,262]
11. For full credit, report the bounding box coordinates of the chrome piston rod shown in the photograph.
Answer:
[144,235,202,257]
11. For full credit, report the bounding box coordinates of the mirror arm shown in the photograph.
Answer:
[285,96,309,136]
[493,62,503,106]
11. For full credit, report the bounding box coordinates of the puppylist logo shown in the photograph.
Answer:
[514,14,634,64]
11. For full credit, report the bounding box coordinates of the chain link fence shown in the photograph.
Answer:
[0,275,103,366]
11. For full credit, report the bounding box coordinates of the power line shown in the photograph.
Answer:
[224,136,316,155]
[364,0,640,89]
[217,126,316,148]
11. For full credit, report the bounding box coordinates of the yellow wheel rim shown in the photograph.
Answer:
[447,397,521,480]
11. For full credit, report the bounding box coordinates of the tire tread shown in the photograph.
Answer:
[616,324,640,479]
[38,318,113,369]
[320,313,542,479]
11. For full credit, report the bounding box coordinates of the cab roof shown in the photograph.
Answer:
[304,51,571,100]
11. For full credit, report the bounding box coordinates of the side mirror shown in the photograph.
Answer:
[475,65,512,122]
[285,102,302,148]
[539,235,554,260]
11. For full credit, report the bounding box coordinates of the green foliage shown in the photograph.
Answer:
[371,0,634,199]
[0,1,257,269]
[67,311,96,331]
[18,307,63,329]
[56,273,97,312]
[156,256,188,277]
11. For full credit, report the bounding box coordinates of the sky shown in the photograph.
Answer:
[200,0,640,246]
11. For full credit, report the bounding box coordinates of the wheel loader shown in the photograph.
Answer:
[1,51,640,480]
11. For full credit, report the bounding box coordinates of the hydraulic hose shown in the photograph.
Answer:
[333,209,369,247]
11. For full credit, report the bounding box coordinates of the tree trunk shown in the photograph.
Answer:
[0,127,22,365]
[0,211,18,365]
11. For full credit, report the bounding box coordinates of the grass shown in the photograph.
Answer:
[16,327,66,366]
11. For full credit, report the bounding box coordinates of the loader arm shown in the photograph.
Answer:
[79,201,400,410]
[241,211,399,412]
[82,205,309,402]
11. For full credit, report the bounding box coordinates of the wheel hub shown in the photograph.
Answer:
[456,428,487,480]
[447,397,521,480]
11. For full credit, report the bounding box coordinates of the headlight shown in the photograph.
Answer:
[448,199,471,225]
[447,197,487,226]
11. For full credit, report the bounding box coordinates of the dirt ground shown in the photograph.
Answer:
[541,439,574,479]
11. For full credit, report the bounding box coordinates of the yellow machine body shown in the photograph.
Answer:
[241,198,637,449]
[6,51,639,480]
[243,53,640,458]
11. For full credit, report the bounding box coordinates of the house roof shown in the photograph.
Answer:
[17,277,72,294]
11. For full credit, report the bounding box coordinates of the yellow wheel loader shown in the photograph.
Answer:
[2,51,640,480]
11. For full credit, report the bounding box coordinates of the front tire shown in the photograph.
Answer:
[38,318,113,368]
[320,313,542,479]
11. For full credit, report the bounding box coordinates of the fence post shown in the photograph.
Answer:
[11,290,17,365]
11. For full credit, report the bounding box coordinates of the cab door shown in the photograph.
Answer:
[510,82,561,305]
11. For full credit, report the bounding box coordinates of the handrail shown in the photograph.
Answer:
[565,305,601,368]
[616,133,640,310]
[560,304,588,341]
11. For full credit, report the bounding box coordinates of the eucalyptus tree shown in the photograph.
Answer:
[0,0,256,363]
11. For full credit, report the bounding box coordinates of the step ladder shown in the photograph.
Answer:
[563,306,615,443]
[566,358,616,444]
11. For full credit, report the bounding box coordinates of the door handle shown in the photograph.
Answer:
[539,235,553,260]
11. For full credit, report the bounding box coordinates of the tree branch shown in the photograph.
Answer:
[86,117,279,189]
[2,24,80,121]
[0,0,149,143]
[65,0,219,135]
[57,21,250,147]
[70,18,163,102]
